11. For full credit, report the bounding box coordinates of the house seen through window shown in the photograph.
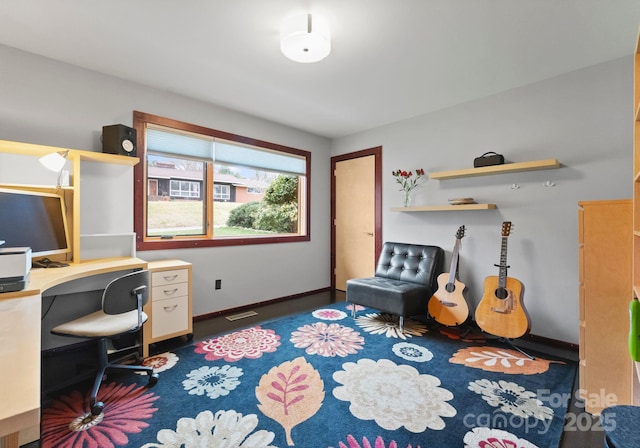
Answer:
[133,111,311,249]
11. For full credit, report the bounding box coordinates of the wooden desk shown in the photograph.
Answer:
[0,257,147,448]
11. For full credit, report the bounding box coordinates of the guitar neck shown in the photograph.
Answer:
[447,239,461,284]
[498,236,508,288]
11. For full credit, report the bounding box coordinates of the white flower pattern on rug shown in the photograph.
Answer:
[355,313,427,339]
[392,342,433,362]
[182,365,243,399]
[468,379,553,421]
[333,358,456,432]
[140,409,276,448]
[290,322,364,357]
[463,426,539,448]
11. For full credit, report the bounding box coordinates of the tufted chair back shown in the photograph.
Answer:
[375,242,442,290]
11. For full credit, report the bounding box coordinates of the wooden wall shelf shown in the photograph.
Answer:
[0,139,139,166]
[429,158,560,180]
[0,139,139,263]
[391,204,497,212]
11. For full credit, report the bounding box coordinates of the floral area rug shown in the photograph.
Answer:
[40,303,576,448]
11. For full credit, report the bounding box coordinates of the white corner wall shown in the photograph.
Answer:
[331,57,633,344]
[0,44,332,316]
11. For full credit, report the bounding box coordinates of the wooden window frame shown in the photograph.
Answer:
[133,111,311,250]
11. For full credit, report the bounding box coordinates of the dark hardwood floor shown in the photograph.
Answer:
[35,290,604,448]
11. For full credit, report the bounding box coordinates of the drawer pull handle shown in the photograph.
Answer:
[163,275,179,281]
[163,305,178,312]
[163,288,179,296]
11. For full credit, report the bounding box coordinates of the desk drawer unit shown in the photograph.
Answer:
[144,260,193,357]
[152,295,189,337]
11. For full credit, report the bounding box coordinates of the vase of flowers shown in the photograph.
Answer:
[392,168,426,207]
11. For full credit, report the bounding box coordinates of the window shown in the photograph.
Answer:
[170,180,200,198]
[214,184,230,201]
[133,111,311,250]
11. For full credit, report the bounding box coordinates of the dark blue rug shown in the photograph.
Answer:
[40,303,576,448]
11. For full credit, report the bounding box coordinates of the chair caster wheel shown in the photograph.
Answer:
[148,372,159,386]
[90,402,104,416]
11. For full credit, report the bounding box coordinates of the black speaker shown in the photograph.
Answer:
[102,124,137,157]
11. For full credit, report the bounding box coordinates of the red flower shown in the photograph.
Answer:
[392,168,426,193]
[41,382,159,448]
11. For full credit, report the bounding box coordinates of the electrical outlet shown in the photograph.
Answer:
[215,279,222,290]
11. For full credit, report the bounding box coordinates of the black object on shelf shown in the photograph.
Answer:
[474,152,505,168]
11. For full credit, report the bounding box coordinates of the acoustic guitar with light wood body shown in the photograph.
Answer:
[428,225,470,326]
[475,221,530,339]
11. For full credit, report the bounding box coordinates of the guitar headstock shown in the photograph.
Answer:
[456,225,466,239]
[501,221,512,237]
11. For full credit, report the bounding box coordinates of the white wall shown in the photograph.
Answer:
[332,57,633,344]
[1,41,632,343]
[0,44,332,316]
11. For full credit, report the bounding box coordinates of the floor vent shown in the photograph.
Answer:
[225,311,258,321]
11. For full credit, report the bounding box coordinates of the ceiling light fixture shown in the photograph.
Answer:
[280,13,331,63]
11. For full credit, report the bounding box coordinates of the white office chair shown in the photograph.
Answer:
[51,270,158,416]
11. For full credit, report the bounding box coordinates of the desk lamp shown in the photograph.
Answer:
[39,150,69,187]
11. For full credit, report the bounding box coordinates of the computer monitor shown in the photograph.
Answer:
[0,187,71,258]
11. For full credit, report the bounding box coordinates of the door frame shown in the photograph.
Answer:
[330,146,383,289]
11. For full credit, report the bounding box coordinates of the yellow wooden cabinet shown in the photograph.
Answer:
[578,200,633,414]
[631,24,640,410]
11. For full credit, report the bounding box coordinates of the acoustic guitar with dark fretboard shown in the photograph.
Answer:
[428,225,470,326]
[475,221,530,339]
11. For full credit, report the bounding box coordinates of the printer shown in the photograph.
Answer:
[0,247,31,293]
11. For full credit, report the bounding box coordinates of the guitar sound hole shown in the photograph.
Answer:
[445,283,456,293]
[495,288,508,300]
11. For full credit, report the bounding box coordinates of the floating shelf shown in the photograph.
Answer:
[391,204,497,212]
[429,158,560,180]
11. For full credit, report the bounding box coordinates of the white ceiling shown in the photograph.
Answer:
[1,0,640,139]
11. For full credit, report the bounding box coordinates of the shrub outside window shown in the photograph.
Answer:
[133,111,311,250]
